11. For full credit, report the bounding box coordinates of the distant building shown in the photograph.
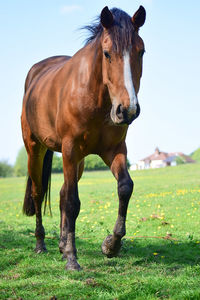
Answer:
[130,147,195,170]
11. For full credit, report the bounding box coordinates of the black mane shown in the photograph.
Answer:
[83,8,135,54]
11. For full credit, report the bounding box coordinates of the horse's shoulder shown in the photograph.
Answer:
[25,56,71,91]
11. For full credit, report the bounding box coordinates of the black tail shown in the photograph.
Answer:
[42,150,54,215]
[23,150,54,216]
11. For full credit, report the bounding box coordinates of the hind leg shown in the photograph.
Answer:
[25,135,47,253]
[21,104,48,253]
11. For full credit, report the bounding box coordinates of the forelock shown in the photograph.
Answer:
[83,8,135,54]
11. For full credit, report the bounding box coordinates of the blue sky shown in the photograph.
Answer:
[0,0,199,164]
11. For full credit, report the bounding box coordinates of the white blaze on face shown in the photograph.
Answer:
[123,51,138,112]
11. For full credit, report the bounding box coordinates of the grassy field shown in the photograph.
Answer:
[0,163,200,299]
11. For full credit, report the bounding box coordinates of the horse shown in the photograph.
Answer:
[21,6,146,271]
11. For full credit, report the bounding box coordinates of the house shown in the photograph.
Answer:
[130,147,195,170]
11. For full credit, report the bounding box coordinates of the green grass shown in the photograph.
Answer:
[0,163,200,299]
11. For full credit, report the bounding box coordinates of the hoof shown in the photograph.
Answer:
[101,235,122,258]
[35,240,47,254]
[35,247,47,254]
[66,259,81,271]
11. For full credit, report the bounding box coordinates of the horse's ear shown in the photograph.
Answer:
[101,6,114,29]
[132,6,146,31]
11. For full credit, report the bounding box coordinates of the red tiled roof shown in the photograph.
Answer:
[141,148,168,162]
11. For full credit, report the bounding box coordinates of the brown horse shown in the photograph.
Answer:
[21,6,146,270]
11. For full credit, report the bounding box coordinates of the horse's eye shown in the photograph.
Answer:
[103,50,111,62]
[139,49,145,58]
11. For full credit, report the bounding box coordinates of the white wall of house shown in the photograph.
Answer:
[137,160,150,169]
[150,160,166,168]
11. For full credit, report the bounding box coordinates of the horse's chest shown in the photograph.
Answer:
[78,125,127,156]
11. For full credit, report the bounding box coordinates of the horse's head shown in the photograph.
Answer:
[100,6,146,125]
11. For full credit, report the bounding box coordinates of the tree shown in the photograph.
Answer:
[175,156,185,165]
[126,158,131,169]
[191,147,200,162]
[52,154,63,173]
[14,147,28,176]
[84,155,108,171]
[0,160,13,177]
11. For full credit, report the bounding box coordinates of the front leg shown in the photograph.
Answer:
[59,144,81,271]
[101,142,133,257]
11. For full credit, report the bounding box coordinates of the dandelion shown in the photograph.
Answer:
[153,252,158,256]
[161,256,165,259]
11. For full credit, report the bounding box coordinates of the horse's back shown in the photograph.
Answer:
[25,55,71,91]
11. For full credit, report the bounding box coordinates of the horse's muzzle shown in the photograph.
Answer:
[111,103,140,125]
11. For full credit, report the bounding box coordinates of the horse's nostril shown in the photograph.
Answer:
[116,104,124,120]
